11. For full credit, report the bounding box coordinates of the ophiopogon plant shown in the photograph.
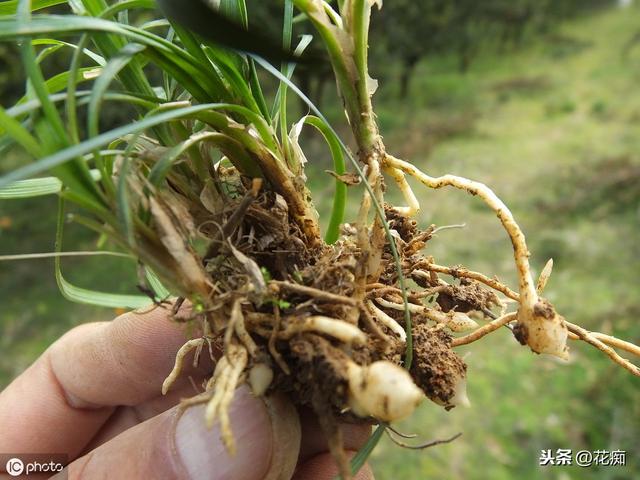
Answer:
[0,1,638,478]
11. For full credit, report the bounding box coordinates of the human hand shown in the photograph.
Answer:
[0,305,374,479]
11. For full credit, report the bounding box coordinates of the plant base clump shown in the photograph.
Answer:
[161,167,502,476]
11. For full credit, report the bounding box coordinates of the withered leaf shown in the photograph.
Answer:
[325,170,362,186]
[149,197,211,295]
[228,240,267,299]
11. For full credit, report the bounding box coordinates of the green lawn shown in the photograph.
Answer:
[1,4,639,479]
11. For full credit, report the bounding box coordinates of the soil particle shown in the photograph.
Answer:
[283,334,352,412]
[512,322,528,346]
[385,205,418,242]
[533,299,555,319]
[437,279,501,314]
[410,324,467,407]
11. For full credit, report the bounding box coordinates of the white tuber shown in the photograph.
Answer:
[347,360,423,422]
[248,363,274,397]
[516,301,569,360]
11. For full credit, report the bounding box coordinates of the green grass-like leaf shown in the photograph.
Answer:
[345,424,385,479]
[0,105,43,157]
[55,198,150,309]
[0,0,66,15]
[0,176,61,198]
[0,103,230,188]
[145,266,171,299]
[301,115,347,244]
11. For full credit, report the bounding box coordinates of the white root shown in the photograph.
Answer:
[231,299,259,357]
[452,312,518,347]
[205,343,248,454]
[346,360,423,422]
[432,223,467,234]
[383,165,420,217]
[279,315,367,345]
[566,322,640,377]
[162,338,206,395]
[366,300,407,342]
[374,297,478,333]
[385,154,569,360]
[374,296,423,314]
[430,311,479,333]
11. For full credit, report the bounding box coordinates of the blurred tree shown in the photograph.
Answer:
[370,0,617,99]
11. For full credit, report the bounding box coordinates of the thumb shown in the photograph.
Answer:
[61,387,301,480]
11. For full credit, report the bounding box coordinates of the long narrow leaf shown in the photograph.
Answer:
[0,105,43,157]
[0,0,66,15]
[32,38,106,66]
[303,115,346,244]
[343,424,385,479]
[0,103,228,188]
[55,198,150,309]
[145,266,171,298]
[0,176,61,198]
[0,169,101,199]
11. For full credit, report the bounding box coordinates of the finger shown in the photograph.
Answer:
[59,387,301,480]
[0,304,211,458]
[293,452,375,480]
[50,304,213,407]
[81,380,203,452]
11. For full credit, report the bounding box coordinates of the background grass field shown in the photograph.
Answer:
[1,4,639,479]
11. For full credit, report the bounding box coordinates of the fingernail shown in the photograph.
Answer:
[174,386,273,480]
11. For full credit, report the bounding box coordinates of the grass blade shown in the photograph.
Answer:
[302,115,346,244]
[0,176,61,198]
[145,266,171,298]
[55,197,150,309]
[0,103,228,188]
[0,105,43,157]
[0,0,66,15]
[342,424,385,479]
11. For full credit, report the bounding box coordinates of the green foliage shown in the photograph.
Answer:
[1,2,638,479]
[0,0,349,299]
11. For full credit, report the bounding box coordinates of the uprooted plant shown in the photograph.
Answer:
[1,1,639,478]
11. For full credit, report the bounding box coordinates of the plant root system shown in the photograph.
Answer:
[159,157,640,478]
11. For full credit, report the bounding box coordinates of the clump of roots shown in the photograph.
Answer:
[157,157,640,478]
